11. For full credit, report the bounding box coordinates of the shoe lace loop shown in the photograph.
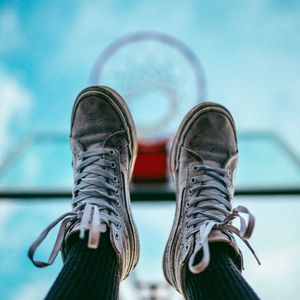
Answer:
[28,148,120,267]
[186,165,261,273]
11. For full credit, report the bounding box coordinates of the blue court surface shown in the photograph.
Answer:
[0,1,300,299]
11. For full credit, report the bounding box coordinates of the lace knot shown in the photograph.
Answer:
[186,164,260,273]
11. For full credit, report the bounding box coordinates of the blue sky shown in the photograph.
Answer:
[0,0,300,158]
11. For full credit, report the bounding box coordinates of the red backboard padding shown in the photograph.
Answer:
[133,140,168,182]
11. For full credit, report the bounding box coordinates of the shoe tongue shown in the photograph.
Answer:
[78,133,108,149]
[182,147,226,169]
[202,159,222,169]
[71,136,106,153]
[88,142,106,151]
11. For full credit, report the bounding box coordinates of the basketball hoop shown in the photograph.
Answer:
[89,31,206,181]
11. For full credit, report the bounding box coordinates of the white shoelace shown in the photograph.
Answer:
[185,164,260,273]
[28,148,120,267]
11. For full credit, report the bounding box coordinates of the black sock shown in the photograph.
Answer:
[46,232,120,300]
[185,243,260,300]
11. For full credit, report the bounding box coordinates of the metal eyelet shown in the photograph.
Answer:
[186,213,190,218]
[111,162,116,168]
[116,223,121,229]
[113,176,118,183]
[187,202,190,207]
[190,177,195,184]
[115,190,120,195]
[110,149,116,156]
[188,189,193,195]
[192,166,198,172]
[116,200,120,206]
[115,233,119,239]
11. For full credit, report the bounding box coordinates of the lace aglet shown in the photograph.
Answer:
[244,240,261,265]
[79,204,93,240]
[79,228,85,240]
[250,248,261,266]
[88,230,101,249]
[100,223,107,233]
[87,206,103,249]
[253,252,261,266]
[87,224,107,249]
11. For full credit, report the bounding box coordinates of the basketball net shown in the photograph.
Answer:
[89,31,206,182]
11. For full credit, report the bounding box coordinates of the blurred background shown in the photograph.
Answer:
[0,0,300,299]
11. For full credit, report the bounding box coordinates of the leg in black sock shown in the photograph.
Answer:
[185,243,260,300]
[46,232,120,300]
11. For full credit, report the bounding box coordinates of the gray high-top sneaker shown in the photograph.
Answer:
[28,86,139,280]
[163,102,259,297]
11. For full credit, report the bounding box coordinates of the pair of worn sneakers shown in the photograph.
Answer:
[29,86,258,297]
